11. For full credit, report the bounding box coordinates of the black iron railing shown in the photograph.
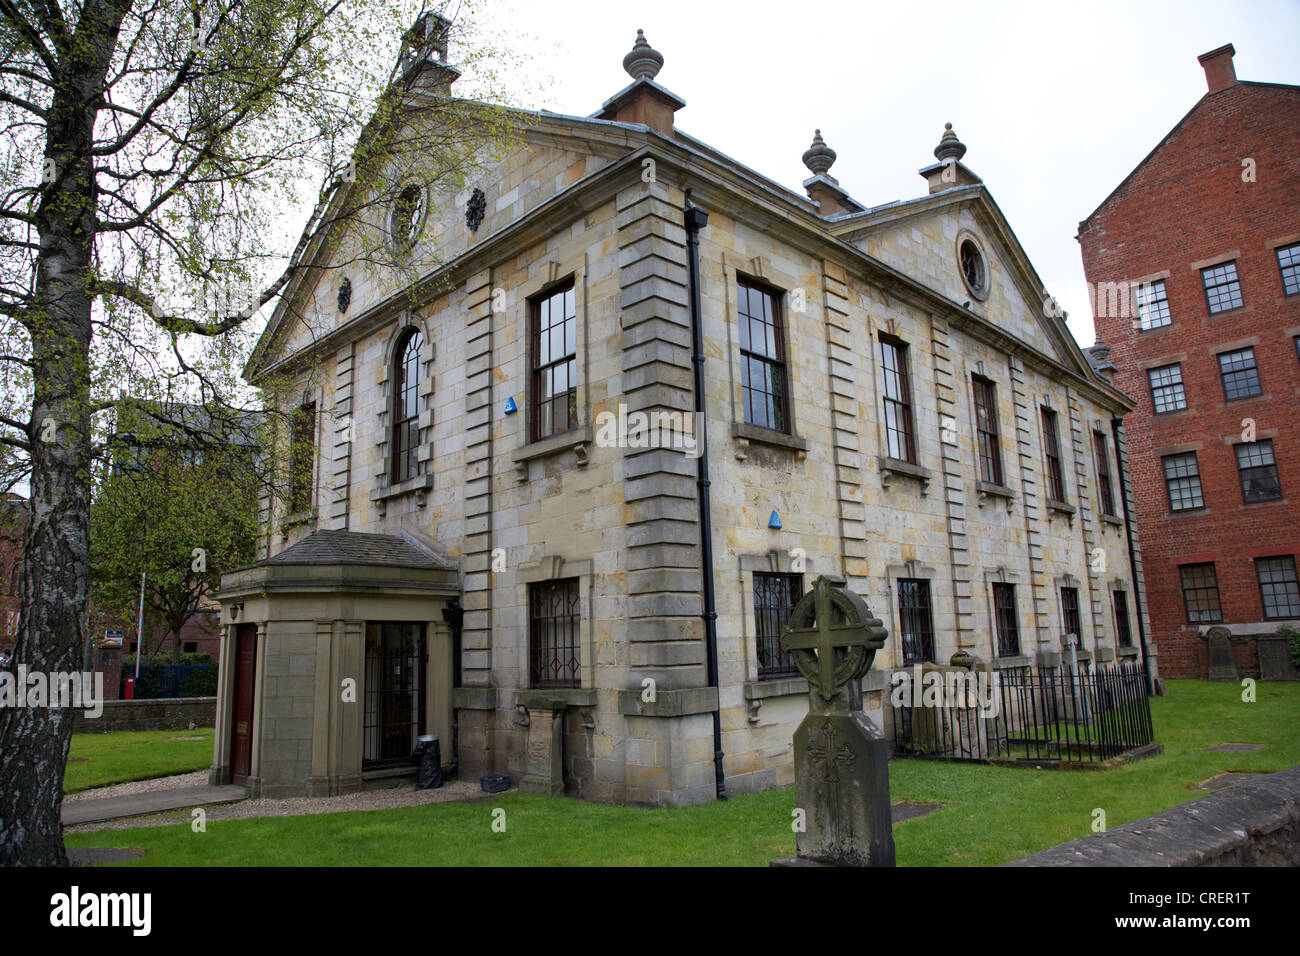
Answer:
[890,662,1153,765]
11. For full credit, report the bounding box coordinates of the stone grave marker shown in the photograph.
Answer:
[773,575,895,867]
[1205,626,1238,682]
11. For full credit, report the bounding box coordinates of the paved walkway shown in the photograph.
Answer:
[61,784,247,826]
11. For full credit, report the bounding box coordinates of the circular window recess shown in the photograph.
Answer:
[390,184,426,252]
[958,237,989,300]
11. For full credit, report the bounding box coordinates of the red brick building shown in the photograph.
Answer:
[1078,44,1300,678]
[0,493,25,663]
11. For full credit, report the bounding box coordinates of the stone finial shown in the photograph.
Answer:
[622,29,663,81]
[934,122,967,163]
[802,129,837,178]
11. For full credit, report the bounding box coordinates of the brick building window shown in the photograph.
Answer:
[1093,430,1116,517]
[738,281,790,433]
[1148,364,1187,413]
[992,582,1020,657]
[1112,590,1133,648]
[530,282,578,441]
[753,572,801,680]
[972,375,1003,485]
[528,578,580,688]
[1060,586,1082,645]
[897,578,934,664]
[1277,242,1300,297]
[1040,407,1066,502]
[1180,563,1222,623]
[1218,348,1261,401]
[1255,556,1300,619]
[1201,260,1244,314]
[1162,452,1205,511]
[1134,279,1171,330]
[1236,439,1281,503]
[880,336,916,464]
[289,400,315,514]
[183,641,198,654]
[391,328,423,483]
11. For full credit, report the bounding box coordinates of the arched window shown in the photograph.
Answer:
[391,328,424,484]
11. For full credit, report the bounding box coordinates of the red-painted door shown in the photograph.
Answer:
[230,624,257,781]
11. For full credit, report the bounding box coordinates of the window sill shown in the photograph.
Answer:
[1117,645,1141,659]
[976,480,1015,512]
[991,654,1032,670]
[1047,498,1076,517]
[279,508,317,537]
[743,676,808,700]
[732,422,808,454]
[370,473,433,513]
[511,424,593,472]
[1100,513,1125,527]
[880,456,932,494]
[515,688,596,710]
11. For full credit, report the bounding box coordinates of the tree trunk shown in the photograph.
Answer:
[0,76,101,870]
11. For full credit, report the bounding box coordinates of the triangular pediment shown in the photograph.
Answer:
[832,187,1096,381]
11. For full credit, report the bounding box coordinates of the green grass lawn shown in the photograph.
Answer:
[64,680,1299,865]
[64,729,214,794]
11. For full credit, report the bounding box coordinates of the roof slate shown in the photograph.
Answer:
[264,529,453,570]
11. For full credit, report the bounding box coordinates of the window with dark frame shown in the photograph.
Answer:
[391,329,423,484]
[972,375,1003,486]
[738,281,790,433]
[1278,243,1300,296]
[1040,407,1066,502]
[753,572,802,680]
[1093,430,1116,517]
[530,282,578,442]
[1060,586,1082,646]
[897,578,934,664]
[289,400,315,514]
[880,337,917,464]
[1180,563,1223,623]
[528,578,580,688]
[1112,590,1133,648]
[1134,279,1171,330]
[1235,439,1282,503]
[992,582,1020,657]
[1218,348,1262,401]
[1148,363,1187,413]
[363,622,426,768]
[1201,260,1244,314]
[1256,556,1300,619]
[1163,452,1205,511]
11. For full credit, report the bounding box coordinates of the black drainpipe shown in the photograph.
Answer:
[685,193,726,801]
[1111,415,1154,695]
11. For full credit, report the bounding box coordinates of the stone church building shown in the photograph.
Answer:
[213,20,1155,803]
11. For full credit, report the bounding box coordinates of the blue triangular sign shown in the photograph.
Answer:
[768,510,781,529]
[504,396,517,415]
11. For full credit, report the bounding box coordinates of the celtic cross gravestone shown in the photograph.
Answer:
[774,574,895,866]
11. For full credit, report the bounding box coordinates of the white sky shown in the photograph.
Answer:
[485,0,1300,348]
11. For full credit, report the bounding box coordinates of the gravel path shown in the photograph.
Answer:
[64,770,209,803]
[65,775,501,833]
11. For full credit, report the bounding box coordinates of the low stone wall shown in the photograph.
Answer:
[1006,764,1300,866]
[71,697,217,734]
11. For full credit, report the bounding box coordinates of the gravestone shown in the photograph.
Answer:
[1204,627,1238,682]
[773,575,895,867]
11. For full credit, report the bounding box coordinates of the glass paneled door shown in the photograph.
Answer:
[363,622,427,767]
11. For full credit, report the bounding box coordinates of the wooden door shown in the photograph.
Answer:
[230,623,257,781]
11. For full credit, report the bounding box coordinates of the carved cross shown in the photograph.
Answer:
[806,721,855,782]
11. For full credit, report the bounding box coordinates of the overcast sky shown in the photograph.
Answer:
[487,0,1300,349]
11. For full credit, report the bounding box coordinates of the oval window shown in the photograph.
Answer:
[391,185,425,251]
[960,239,986,296]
